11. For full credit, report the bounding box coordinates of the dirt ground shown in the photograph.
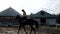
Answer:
[0,27,60,34]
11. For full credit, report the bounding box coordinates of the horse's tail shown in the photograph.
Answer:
[31,19,39,30]
[35,21,39,28]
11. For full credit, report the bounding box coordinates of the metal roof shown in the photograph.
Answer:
[30,10,56,18]
[0,7,22,16]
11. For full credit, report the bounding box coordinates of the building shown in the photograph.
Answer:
[0,7,56,26]
[30,10,56,26]
[0,7,22,26]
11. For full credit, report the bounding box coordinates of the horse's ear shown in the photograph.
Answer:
[16,15,20,17]
[17,15,18,16]
[16,15,19,19]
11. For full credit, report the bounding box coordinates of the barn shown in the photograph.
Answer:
[0,7,22,26]
[30,10,56,26]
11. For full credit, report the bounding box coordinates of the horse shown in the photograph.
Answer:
[16,15,39,34]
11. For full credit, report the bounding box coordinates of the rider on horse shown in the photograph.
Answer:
[16,9,39,34]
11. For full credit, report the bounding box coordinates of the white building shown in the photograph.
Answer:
[30,10,56,26]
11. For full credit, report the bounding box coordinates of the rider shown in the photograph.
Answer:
[22,9,27,21]
[22,9,26,17]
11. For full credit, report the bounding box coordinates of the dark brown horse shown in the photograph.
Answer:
[16,15,39,34]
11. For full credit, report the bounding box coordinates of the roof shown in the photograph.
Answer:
[30,10,56,18]
[0,7,22,16]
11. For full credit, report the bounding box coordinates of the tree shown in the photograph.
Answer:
[56,13,60,24]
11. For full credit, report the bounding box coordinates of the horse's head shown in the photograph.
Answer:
[16,15,21,20]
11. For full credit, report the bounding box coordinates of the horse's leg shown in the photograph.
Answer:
[23,26,28,34]
[30,26,36,34]
[32,27,36,34]
[17,25,21,34]
[30,28,32,34]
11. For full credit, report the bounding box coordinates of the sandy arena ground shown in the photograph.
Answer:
[0,27,60,34]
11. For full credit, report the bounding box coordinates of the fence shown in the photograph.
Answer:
[56,23,60,28]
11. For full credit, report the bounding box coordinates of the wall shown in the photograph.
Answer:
[46,19,56,25]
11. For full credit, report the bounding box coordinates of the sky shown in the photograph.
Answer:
[0,0,60,15]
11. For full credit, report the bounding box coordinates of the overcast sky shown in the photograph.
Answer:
[0,0,60,15]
